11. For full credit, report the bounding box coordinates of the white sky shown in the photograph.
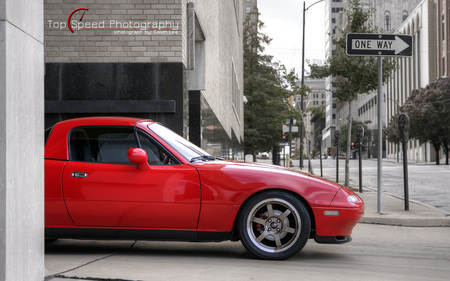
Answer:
[257,0,326,76]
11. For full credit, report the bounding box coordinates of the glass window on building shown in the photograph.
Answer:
[402,11,408,22]
[443,57,446,75]
[385,11,391,31]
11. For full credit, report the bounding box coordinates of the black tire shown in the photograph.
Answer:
[238,191,311,260]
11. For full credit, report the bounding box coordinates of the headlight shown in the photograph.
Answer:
[347,195,360,203]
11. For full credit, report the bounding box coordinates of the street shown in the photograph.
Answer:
[294,158,450,214]
[45,224,450,281]
[45,159,450,281]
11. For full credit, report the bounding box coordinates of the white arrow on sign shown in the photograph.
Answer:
[351,35,410,55]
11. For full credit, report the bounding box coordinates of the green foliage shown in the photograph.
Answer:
[338,120,370,149]
[384,113,402,144]
[306,105,326,118]
[243,9,301,155]
[400,78,450,144]
[309,0,396,103]
[397,77,450,164]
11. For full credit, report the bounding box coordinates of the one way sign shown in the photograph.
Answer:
[346,33,412,57]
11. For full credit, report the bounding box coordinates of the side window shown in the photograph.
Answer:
[96,128,137,164]
[69,128,96,162]
[69,126,136,164]
[137,130,177,165]
[44,126,53,145]
[69,126,177,165]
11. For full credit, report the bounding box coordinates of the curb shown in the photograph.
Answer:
[306,169,450,227]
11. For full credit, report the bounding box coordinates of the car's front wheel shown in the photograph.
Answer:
[238,191,311,260]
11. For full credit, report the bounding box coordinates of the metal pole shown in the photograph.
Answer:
[319,137,323,177]
[334,130,341,183]
[289,118,293,166]
[300,1,306,169]
[300,0,324,169]
[357,126,364,193]
[399,113,410,211]
[402,139,409,210]
[336,142,339,183]
[359,143,362,192]
[377,57,383,214]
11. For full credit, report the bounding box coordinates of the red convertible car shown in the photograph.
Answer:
[45,117,364,260]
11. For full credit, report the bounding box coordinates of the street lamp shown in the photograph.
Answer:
[300,0,324,169]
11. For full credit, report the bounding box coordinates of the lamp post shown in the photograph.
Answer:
[300,0,324,169]
[334,130,341,182]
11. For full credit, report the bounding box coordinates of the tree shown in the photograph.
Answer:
[338,120,370,154]
[384,113,402,162]
[243,9,300,160]
[309,0,396,187]
[399,77,450,165]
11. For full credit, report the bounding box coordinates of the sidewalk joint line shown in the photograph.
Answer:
[44,241,137,281]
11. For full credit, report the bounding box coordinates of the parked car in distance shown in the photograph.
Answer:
[45,117,364,260]
[256,152,269,159]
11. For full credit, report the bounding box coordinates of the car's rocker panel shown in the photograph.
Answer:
[45,228,233,242]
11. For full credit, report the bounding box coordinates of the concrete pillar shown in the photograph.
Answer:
[0,0,45,280]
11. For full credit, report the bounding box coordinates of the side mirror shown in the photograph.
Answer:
[127,148,151,171]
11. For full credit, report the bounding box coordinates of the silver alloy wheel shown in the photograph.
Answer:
[246,198,301,253]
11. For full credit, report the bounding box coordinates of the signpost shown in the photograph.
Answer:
[346,33,412,214]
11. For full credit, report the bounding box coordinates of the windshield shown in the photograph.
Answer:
[148,123,211,162]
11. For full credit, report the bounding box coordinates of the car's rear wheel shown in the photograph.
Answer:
[238,191,311,260]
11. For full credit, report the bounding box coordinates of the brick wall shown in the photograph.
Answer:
[44,0,183,63]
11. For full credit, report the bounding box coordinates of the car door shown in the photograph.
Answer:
[62,126,201,229]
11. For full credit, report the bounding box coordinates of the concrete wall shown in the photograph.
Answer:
[187,0,244,142]
[0,0,45,280]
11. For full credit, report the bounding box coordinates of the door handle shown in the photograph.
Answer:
[72,172,88,178]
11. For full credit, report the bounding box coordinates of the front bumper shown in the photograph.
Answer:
[312,188,364,238]
[314,234,352,244]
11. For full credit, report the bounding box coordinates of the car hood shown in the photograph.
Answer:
[191,160,344,207]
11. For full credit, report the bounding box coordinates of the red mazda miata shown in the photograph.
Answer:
[45,117,364,260]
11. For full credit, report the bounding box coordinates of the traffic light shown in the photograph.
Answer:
[282,125,288,142]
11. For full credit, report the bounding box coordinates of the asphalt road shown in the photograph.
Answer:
[45,224,450,281]
[293,158,450,214]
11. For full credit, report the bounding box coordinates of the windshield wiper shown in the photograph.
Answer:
[190,155,224,162]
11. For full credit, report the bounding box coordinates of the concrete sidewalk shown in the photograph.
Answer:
[307,168,450,227]
[357,187,450,227]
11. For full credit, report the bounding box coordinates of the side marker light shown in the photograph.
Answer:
[324,210,340,216]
